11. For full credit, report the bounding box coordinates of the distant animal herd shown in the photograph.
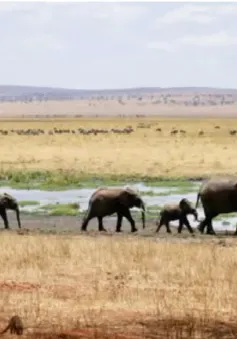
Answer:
[1,176,237,236]
[0,124,236,137]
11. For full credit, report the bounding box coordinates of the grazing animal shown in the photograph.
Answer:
[229,129,237,136]
[0,193,21,229]
[0,315,23,335]
[196,176,237,235]
[156,198,198,234]
[81,187,145,232]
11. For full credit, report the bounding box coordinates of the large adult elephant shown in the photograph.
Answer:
[195,176,237,235]
[0,192,21,229]
[81,187,145,232]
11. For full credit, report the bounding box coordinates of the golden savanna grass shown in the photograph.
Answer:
[1,232,237,338]
[1,117,237,178]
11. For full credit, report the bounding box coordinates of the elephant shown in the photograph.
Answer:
[156,198,198,234]
[195,176,237,235]
[81,187,145,232]
[0,192,21,229]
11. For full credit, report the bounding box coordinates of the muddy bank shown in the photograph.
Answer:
[3,212,237,242]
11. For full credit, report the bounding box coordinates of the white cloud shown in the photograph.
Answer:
[179,31,237,47]
[147,41,172,52]
[0,3,19,11]
[69,3,147,24]
[154,3,237,26]
[155,4,213,26]
[148,31,237,52]
[95,3,146,23]
[22,34,65,52]
[219,4,237,14]
[0,2,36,13]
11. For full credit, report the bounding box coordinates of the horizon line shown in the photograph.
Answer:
[0,84,237,92]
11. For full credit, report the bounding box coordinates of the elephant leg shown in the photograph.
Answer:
[156,216,164,233]
[116,213,123,232]
[165,220,172,233]
[183,216,194,234]
[197,218,208,234]
[122,209,137,233]
[98,216,107,232]
[0,210,9,229]
[206,218,216,235]
[177,218,184,233]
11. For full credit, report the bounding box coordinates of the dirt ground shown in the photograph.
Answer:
[3,211,237,241]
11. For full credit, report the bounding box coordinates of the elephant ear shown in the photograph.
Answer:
[179,198,192,212]
[1,193,16,207]
[0,195,9,207]
[119,188,136,208]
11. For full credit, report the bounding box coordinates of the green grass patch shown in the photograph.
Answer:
[139,190,172,196]
[145,180,197,188]
[19,200,40,207]
[171,187,198,195]
[0,169,203,190]
[41,202,80,216]
[131,205,160,221]
[139,186,197,197]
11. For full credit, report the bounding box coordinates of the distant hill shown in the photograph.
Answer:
[0,85,237,102]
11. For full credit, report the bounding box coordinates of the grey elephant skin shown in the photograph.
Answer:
[156,198,198,234]
[196,176,237,235]
[0,193,21,229]
[81,187,145,232]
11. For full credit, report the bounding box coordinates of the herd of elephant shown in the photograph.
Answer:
[1,176,237,235]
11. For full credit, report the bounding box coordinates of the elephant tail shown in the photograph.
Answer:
[195,192,201,209]
[82,202,92,221]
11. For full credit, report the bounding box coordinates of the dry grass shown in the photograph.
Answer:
[0,117,237,178]
[0,232,237,338]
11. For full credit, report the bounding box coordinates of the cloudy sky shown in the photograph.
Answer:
[1,1,237,89]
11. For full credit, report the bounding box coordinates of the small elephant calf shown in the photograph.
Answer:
[156,198,198,234]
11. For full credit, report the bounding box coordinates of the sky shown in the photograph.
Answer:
[1,1,237,89]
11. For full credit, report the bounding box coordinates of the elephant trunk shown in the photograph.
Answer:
[192,209,198,222]
[15,207,21,229]
[195,192,200,209]
[140,201,146,229]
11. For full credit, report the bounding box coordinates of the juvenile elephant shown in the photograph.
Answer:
[156,198,198,234]
[81,187,145,232]
[196,176,237,235]
[0,192,21,229]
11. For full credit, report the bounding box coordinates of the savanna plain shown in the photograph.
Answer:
[2,112,237,338]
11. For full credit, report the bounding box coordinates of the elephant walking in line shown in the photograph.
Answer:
[81,187,146,232]
[0,193,21,229]
[195,176,237,235]
[156,198,198,234]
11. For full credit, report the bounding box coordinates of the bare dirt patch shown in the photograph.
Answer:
[0,280,40,292]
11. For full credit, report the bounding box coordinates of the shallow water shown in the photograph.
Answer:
[1,182,236,232]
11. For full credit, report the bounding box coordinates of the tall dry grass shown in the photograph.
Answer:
[0,232,237,337]
[0,117,237,178]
